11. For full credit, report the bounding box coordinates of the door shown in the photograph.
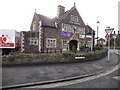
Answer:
[69,40,77,51]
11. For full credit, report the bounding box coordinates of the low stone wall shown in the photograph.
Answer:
[2,49,108,66]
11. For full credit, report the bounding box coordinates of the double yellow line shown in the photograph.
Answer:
[26,65,119,88]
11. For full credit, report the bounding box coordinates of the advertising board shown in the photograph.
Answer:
[0,29,15,48]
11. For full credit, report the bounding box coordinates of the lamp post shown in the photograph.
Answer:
[97,17,100,46]
[112,31,117,51]
[91,29,93,51]
[106,26,110,61]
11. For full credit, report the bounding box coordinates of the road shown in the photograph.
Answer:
[59,68,120,88]
[2,49,119,89]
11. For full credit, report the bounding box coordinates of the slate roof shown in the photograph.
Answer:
[36,14,57,28]
[86,25,95,35]
[34,5,85,28]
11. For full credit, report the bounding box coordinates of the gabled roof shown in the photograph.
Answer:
[57,5,85,27]
[35,13,57,28]
[86,25,95,35]
[33,5,85,28]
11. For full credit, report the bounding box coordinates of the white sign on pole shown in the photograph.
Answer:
[112,35,117,39]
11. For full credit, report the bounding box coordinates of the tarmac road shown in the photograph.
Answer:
[58,66,120,88]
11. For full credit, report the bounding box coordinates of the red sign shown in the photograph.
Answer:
[0,35,14,47]
[16,43,21,47]
[105,28,114,37]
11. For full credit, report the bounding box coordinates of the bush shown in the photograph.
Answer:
[62,52,73,58]
[94,46,103,50]
[72,46,76,53]
[80,45,85,50]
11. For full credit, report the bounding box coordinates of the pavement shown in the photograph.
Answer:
[2,49,120,87]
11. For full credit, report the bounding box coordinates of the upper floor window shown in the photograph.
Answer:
[74,16,78,22]
[62,23,73,33]
[76,27,85,34]
[71,15,74,21]
[71,15,79,22]
[32,21,37,31]
[29,38,38,45]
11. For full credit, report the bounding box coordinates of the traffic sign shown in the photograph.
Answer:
[112,35,117,39]
[105,28,114,37]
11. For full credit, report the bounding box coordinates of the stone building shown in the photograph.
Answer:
[85,25,95,48]
[21,4,95,53]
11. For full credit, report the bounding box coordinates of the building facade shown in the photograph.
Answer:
[85,25,95,48]
[21,4,94,53]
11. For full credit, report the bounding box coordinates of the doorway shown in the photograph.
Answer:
[69,40,77,51]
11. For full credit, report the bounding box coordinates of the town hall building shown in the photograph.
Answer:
[21,4,95,53]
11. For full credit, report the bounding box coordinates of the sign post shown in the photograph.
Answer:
[105,28,114,61]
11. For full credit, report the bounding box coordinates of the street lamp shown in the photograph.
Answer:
[112,31,117,51]
[97,17,100,46]
[91,29,93,51]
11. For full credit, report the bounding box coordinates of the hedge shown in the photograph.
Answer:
[2,49,108,66]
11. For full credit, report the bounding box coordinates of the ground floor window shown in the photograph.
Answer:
[62,41,67,48]
[47,39,56,48]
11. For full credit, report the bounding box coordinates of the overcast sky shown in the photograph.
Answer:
[0,0,119,39]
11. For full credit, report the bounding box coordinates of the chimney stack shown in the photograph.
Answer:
[57,5,65,17]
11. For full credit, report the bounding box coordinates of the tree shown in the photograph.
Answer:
[72,46,76,53]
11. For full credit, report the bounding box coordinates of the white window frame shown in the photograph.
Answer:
[62,23,73,33]
[47,38,56,48]
[71,15,74,21]
[29,38,38,45]
[62,41,67,48]
[71,15,79,22]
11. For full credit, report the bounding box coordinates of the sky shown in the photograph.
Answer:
[0,0,119,39]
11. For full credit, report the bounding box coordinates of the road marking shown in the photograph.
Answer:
[26,65,119,88]
[113,76,120,80]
